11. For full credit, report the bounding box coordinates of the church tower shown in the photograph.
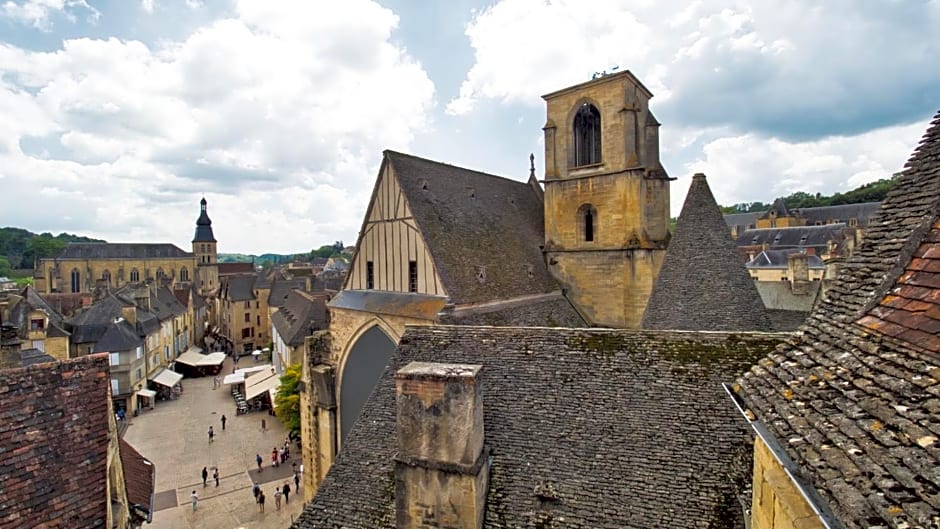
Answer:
[542,71,672,328]
[192,197,219,295]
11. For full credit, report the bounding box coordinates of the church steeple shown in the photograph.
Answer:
[193,197,216,243]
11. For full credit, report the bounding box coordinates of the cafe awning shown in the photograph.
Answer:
[223,373,244,385]
[152,369,183,388]
[246,373,281,401]
[136,388,157,399]
[235,364,272,376]
[176,351,226,367]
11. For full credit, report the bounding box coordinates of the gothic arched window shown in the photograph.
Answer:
[573,103,601,167]
[130,269,140,282]
[156,267,165,280]
[70,268,81,293]
[180,267,189,282]
[578,204,597,242]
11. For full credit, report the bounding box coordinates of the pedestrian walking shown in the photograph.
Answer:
[256,453,263,472]
[261,418,266,432]
[274,488,282,510]
[271,448,278,468]
[220,414,226,430]
[279,447,285,464]
[258,491,266,513]
[282,482,291,503]
[201,466,208,487]
[208,425,214,443]
[191,490,198,511]
[252,482,260,502]
[294,471,300,490]
[213,467,219,487]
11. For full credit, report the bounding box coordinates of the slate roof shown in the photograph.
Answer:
[268,278,307,308]
[643,173,773,331]
[736,224,847,250]
[192,197,216,243]
[760,197,792,220]
[220,274,256,302]
[3,348,57,367]
[724,211,760,231]
[795,201,881,228]
[118,438,154,523]
[294,326,787,529]
[437,292,586,327]
[380,150,560,305]
[746,249,825,269]
[311,271,345,292]
[67,294,134,344]
[0,355,112,528]
[53,243,192,260]
[6,286,70,339]
[271,290,328,346]
[736,111,940,529]
[91,319,143,353]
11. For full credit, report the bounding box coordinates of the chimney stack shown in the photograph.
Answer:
[394,362,488,529]
[121,305,137,327]
[787,252,810,295]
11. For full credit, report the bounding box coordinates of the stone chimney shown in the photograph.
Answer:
[787,252,810,295]
[121,305,137,327]
[394,362,488,529]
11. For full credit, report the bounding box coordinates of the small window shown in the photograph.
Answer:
[242,328,251,339]
[111,378,120,395]
[849,218,858,227]
[156,268,165,280]
[244,301,250,309]
[180,268,189,281]
[476,266,487,283]
[136,346,142,360]
[366,261,375,289]
[130,269,140,282]
[30,318,45,331]
[578,204,597,242]
[256,315,260,325]
[408,261,418,293]
[110,353,120,366]
[244,313,250,323]
[135,368,142,381]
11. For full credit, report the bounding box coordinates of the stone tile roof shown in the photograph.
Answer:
[294,325,788,529]
[0,355,112,528]
[385,150,561,304]
[795,201,881,228]
[91,319,143,353]
[643,173,773,331]
[437,292,586,327]
[54,243,192,260]
[311,271,345,292]
[271,290,328,346]
[267,278,307,308]
[759,197,792,220]
[735,111,940,529]
[67,294,133,344]
[119,438,154,523]
[220,274,256,302]
[6,286,70,339]
[724,211,761,230]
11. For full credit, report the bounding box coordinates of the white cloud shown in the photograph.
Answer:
[1,0,99,29]
[141,0,154,14]
[0,0,436,253]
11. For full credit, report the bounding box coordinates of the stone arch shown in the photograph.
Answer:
[568,97,602,167]
[337,321,397,447]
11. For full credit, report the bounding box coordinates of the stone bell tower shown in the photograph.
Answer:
[192,197,219,295]
[542,71,672,328]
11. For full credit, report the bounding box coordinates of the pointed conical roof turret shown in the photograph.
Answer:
[193,197,216,243]
[642,173,772,331]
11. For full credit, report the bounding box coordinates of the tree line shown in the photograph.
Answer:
[0,227,104,272]
[719,177,896,214]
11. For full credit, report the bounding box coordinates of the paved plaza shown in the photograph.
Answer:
[123,356,305,529]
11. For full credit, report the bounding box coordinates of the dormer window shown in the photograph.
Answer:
[572,103,601,167]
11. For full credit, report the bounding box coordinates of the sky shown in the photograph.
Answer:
[0,0,937,255]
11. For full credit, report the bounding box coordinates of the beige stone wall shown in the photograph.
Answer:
[106,393,132,529]
[45,336,69,360]
[756,217,806,229]
[748,269,826,282]
[751,436,825,529]
[36,257,197,294]
[547,249,663,328]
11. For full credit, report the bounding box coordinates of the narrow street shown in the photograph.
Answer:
[123,356,304,529]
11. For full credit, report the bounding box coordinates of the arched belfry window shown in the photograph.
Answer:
[70,268,81,293]
[578,204,597,242]
[573,103,601,167]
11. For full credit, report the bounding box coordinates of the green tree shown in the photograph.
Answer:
[274,364,302,433]
[0,256,11,276]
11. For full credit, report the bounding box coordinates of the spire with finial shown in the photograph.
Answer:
[527,152,543,197]
[193,197,216,243]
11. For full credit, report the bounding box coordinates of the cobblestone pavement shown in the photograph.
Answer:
[123,356,305,529]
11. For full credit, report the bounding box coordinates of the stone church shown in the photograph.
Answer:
[297,70,767,499]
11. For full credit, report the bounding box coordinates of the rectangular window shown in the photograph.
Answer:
[244,313,250,323]
[408,261,418,293]
[109,353,120,366]
[256,315,260,325]
[30,318,44,331]
[242,328,251,339]
[164,345,170,360]
[255,301,259,309]
[32,340,45,352]
[244,301,249,309]
[135,368,142,381]
[136,346,143,360]
[366,261,374,289]
[111,378,120,395]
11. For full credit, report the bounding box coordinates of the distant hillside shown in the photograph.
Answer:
[218,253,299,266]
[0,227,104,269]
[719,177,896,214]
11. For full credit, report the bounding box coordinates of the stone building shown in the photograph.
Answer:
[0,355,154,528]
[271,288,327,373]
[33,198,222,298]
[293,326,787,528]
[724,200,881,238]
[0,285,71,361]
[733,111,940,529]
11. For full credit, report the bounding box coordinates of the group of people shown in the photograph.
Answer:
[201,466,220,487]
[271,439,291,467]
[252,480,295,512]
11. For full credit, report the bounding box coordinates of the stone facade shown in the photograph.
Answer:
[750,437,824,529]
[542,70,671,328]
